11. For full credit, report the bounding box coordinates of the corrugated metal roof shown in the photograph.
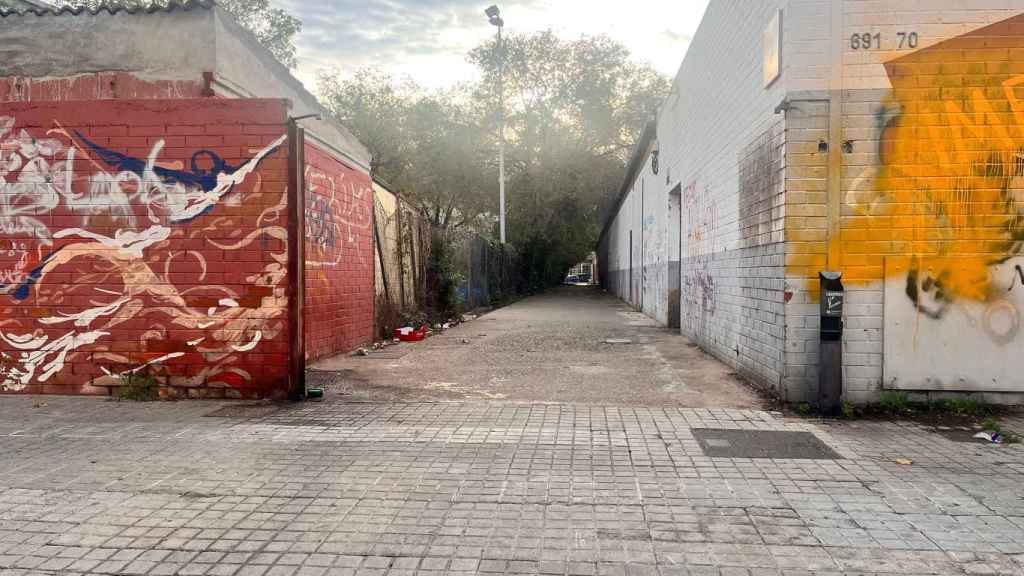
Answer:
[0,0,214,18]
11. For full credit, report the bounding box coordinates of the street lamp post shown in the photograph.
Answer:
[486,5,506,244]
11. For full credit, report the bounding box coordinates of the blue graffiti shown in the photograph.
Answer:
[0,247,64,301]
[0,136,282,302]
[76,131,242,193]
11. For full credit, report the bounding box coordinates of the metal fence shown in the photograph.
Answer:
[455,235,519,311]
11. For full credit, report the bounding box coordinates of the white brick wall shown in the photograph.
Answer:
[653,0,811,393]
[602,0,1024,402]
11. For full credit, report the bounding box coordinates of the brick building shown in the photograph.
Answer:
[599,0,1024,403]
[0,1,375,398]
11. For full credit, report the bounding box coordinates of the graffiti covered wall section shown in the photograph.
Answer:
[823,11,1024,398]
[884,256,1023,391]
[0,99,291,397]
[303,142,374,361]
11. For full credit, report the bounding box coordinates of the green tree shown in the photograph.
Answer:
[55,0,302,67]
[469,31,670,287]
[320,70,494,230]
[321,33,667,290]
[217,0,301,69]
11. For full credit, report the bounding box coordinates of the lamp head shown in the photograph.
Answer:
[485,5,503,26]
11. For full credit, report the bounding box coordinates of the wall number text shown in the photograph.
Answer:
[850,31,918,51]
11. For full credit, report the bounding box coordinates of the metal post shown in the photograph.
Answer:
[818,271,844,416]
[497,22,506,244]
[286,120,306,401]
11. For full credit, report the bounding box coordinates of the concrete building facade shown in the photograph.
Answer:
[0,1,375,397]
[600,0,1024,402]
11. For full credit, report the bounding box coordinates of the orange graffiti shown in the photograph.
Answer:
[797,15,1024,303]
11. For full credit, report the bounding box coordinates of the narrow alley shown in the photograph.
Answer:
[2,2,1024,575]
[310,287,761,408]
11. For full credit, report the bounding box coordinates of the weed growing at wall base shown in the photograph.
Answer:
[118,371,160,402]
[878,391,910,415]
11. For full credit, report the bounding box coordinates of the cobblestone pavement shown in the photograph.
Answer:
[2,397,1024,575]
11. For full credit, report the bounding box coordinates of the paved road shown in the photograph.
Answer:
[310,287,762,408]
[2,289,1024,575]
[1,397,1023,575]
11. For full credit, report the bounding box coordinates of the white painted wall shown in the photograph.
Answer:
[652,0,802,392]
[601,0,1024,401]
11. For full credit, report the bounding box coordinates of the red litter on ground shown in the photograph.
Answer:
[395,325,429,342]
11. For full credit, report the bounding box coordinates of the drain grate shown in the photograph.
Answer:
[692,428,841,460]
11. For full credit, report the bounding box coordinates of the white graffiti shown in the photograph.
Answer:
[38,295,131,328]
[0,115,289,392]
[54,226,172,259]
[231,330,262,352]
[99,352,186,378]
[0,240,30,285]
[0,330,109,388]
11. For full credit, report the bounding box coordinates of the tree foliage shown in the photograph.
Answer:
[320,71,494,230]
[55,0,301,67]
[468,32,668,287]
[322,32,668,288]
[324,32,669,289]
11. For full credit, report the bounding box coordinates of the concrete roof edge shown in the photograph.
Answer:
[208,6,372,171]
[205,5,370,170]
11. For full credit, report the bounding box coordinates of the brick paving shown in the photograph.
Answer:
[1,397,1023,575]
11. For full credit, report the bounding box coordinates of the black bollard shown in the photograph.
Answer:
[818,272,845,417]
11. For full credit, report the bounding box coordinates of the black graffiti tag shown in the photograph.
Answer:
[1010,265,1024,292]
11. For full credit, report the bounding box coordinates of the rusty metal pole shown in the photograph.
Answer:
[286,120,306,401]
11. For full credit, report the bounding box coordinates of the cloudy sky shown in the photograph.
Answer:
[276,0,711,91]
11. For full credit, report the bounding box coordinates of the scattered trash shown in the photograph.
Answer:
[392,338,400,344]
[461,338,470,344]
[356,348,370,356]
[973,430,1003,444]
[603,338,632,345]
[32,401,47,408]
[895,458,913,465]
[395,325,429,342]
[307,388,324,401]
[463,314,477,321]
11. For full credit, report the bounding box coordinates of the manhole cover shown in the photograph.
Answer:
[692,428,841,459]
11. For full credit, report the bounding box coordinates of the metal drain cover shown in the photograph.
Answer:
[692,428,841,459]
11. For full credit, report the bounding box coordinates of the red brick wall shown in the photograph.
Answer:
[303,143,375,360]
[0,98,292,398]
